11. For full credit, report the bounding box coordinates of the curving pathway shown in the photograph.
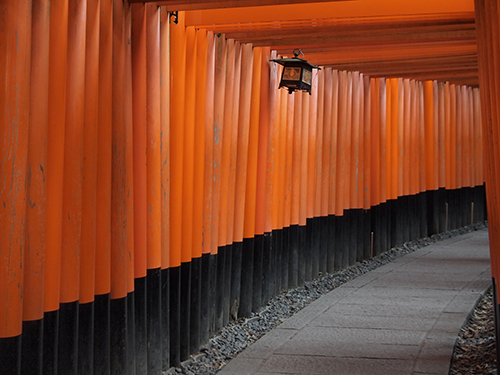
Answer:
[218,229,491,375]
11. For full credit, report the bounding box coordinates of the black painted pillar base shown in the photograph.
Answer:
[190,257,202,356]
[288,225,299,289]
[252,235,264,313]
[147,267,162,373]
[169,266,181,368]
[239,237,254,319]
[110,296,128,375]
[297,225,306,286]
[20,319,43,375]
[161,268,170,371]
[0,335,21,375]
[58,301,79,375]
[281,228,290,292]
[230,242,243,321]
[134,276,147,375]
[180,262,192,361]
[78,302,94,375]
[326,215,336,273]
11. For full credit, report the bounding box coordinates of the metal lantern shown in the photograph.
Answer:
[270,49,320,95]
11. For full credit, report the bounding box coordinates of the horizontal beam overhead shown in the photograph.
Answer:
[160,0,478,86]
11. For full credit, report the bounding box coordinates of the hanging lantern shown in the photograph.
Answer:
[270,49,320,95]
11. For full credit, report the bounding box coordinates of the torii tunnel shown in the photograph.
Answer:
[2,0,500,374]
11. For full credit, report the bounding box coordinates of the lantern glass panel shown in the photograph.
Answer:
[302,69,312,85]
[283,66,301,81]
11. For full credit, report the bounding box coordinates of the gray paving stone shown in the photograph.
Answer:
[274,339,421,360]
[257,354,414,374]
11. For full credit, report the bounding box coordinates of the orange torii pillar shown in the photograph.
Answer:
[0,1,31,374]
[94,0,113,372]
[22,0,49,374]
[475,0,500,347]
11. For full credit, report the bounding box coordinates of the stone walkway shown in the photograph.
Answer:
[218,229,491,375]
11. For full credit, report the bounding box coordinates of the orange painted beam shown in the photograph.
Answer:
[185,1,474,25]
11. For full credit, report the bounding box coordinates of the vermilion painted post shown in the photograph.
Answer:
[244,47,262,241]
[424,81,436,191]
[170,11,186,269]
[255,47,271,236]
[363,76,371,211]
[194,30,208,258]
[80,0,100,307]
[211,34,226,254]
[314,69,325,218]
[329,71,339,217]
[278,85,288,233]
[379,79,387,206]
[234,44,254,243]
[94,1,113,373]
[203,32,215,256]
[450,85,458,191]
[131,3,148,280]
[291,92,302,226]
[219,39,235,246]
[0,0,31,340]
[370,78,380,208]
[45,0,68,318]
[299,93,310,227]
[336,71,348,217]
[182,26,197,262]
[227,42,242,245]
[24,0,49,325]
[160,8,171,270]
[350,72,361,210]
[96,0,112,297]
[307,75,318,221]
[321,68,332,217]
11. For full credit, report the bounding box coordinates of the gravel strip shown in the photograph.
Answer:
[165,223,488,375]
[450,287,497,375]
